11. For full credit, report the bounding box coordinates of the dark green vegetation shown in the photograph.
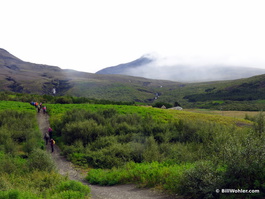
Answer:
[45,103,264,198]
[183,74,265,110]
[0,90,135,106]
[2,48,265,111]
[0,102,90,199]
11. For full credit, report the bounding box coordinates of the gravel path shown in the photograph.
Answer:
[37,113,177,199]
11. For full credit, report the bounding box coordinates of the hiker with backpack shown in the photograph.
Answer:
[37,105,41,113]
[44,132,50,145]
[50,138,55,153]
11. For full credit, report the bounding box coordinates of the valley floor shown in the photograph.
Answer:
[37,112,177,199]
[186,109,259,119]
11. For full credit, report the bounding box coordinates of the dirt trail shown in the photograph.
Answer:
[37,113,176,199]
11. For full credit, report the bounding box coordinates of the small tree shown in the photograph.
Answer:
[254,111,265,136]
[143,136,161,162]
[152,102,173,109]
[174,101,181,107]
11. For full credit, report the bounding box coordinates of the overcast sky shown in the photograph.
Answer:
[1,0,265,73]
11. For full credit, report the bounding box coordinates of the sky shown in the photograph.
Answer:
[1,0,265,73]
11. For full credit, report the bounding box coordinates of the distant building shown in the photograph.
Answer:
[161,105,167,109]
[169,106,183,110]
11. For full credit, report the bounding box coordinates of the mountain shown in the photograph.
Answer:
[96,55,153,75]
[0,48,182,103]
[96,55,265,82]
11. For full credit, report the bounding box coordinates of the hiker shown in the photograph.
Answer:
[37,105,41,113]
[44,132,50,145]
[43,106,47,114]
[48,126,53,138]
[50,138,55,153]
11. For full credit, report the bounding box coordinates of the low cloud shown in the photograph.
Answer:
[124,55,265,82]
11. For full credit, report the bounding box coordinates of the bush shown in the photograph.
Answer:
[90,136,117,151]
[55,180,90,196]
[0,154,27,175]
[0,189,38,199]
[178,161,223,199]
[87,143,132,168]
[86,161,194,189]
[142,136,162,162]
[62,120,102,145]
[27,149,56,172]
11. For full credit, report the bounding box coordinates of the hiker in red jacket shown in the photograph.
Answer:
[43,106,47,114]
[48,127,53,138]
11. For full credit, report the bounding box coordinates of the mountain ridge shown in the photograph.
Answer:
[96,55,265,82]
[96,55,153,75]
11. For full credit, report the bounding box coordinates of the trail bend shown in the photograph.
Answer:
[37,112,176,199]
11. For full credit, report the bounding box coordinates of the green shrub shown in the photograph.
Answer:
[0,189,38,199]
[90,143,132,168]
[221,131,265,194]
[62,120,106,146]
[0,154,27,175]
[90,136,117,150]
[27,149,56,172]
[142,136,162,162]
[86,161,194,189]
[178,161,223,199]
[55,180,90,196]
[129,142,144,163]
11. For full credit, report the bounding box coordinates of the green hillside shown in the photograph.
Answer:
[180,74,265,110]
[2,48,265,111]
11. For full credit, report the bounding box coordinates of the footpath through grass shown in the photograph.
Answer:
[0,101,91,199]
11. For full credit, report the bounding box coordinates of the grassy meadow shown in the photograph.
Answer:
[186,109,260,119]
[1,99,264,198]
[43,102,265,198]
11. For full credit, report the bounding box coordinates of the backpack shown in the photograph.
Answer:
[53,140,56,145]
